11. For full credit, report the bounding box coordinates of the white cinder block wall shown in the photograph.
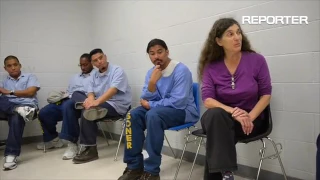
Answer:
[0,1,93,139]
[0,0,319,179]
[92,1,319,179]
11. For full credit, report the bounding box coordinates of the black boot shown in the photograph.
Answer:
[118,168,144,180]
[72,146,98,164]
[138,172,160,180]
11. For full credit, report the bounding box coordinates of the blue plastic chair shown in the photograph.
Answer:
[104,83,199,162]
[163,82,200,180]
[102,83,199,162]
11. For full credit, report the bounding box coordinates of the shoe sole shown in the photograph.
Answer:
[62,156,75,160]
[25,108,36,121]
[132,176,142,180]
[37,146,54,150]
[72,156,99,164]
[3,164,17,171]
[83,108,108,121]
[75,102,84,109]
[119,176,141,180]
[37,142,64,150]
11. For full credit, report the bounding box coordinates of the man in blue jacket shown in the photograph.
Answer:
[118,39,199,180]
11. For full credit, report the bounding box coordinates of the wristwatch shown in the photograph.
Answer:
[10,90,14,95]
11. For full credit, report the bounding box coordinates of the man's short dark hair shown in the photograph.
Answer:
[146,39,168,53]
[89,48,104,61]
[4,55,20,65]
[80,53,90,62]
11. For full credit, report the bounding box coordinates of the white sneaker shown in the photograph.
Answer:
[3,155,17,170]
[14,106,36,122]
[62,143,78,160]
[37,137,64,150]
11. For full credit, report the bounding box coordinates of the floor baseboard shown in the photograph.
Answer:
[0,131,300,180]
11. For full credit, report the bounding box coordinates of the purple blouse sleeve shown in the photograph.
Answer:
[257,55,272,96]
[201,65,216,102]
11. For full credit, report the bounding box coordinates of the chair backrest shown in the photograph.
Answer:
[263,105,272,134]
[239,105,272,143]
[192,82,200,114]
[167,83,199,131]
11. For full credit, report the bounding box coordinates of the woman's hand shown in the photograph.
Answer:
[232,107,254,135]
[234,115,254,135]
[232,107,248,118]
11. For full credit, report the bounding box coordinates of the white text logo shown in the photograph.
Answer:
[242,16,309,25]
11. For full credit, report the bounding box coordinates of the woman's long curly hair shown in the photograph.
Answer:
[198,18,255,80]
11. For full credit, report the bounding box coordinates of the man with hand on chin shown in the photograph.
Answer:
[139,64,161,109]
[118,39,199,180]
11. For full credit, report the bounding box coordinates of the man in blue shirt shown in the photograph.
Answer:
[36,53,94,160]
[71,48,132,164]
[118,39,199,180]
[0,55,40,170]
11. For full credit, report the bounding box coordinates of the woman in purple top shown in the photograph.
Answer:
[198,18,272,179]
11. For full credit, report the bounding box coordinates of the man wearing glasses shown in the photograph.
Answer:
[72,48,131,164]
[36,53,95,161]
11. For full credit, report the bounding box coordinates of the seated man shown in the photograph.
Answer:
[37,53,95,160]
[118,39,199,180]
[0,55,40,170]
[71,48,131,164]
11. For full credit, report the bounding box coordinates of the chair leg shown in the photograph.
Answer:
[267,137,288,180]
[104,122,114,141]
[38,119,46,153]
[109,131,114,141]
[114,120,126,161]
[256,139,266,180]
[188,137,203,180]
[108,124,114,141]
[98,122,110,146]
[173,132,191,180]
[165,134,176,158]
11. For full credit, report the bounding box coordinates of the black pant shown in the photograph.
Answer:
[201,108,264,180]
[71,91,121,146]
